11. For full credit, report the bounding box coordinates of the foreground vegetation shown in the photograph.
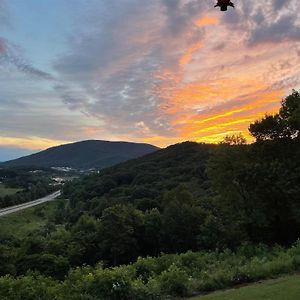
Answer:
[193,275,300,300]
[1,242,300,299]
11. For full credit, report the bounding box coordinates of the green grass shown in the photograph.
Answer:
[0,184,22,196]
[192,275,300,300]
[0,201,56,238]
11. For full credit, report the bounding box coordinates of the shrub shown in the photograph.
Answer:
[1,243,300,299]
[0,275,58,300]
[157,264,190,297]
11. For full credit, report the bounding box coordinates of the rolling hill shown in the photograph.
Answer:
[1,140,159,169]
[61,141,215,211]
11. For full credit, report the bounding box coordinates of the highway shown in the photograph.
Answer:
[0,190,61,217]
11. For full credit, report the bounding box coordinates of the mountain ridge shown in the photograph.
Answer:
[1,140,159,169]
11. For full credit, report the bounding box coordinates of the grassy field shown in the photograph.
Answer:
[0,184,22,196]
[192,275,300,300]
[0,201,56,238]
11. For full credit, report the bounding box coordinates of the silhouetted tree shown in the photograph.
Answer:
[249,90,300,141]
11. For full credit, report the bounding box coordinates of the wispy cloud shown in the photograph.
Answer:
[0,37,53,79]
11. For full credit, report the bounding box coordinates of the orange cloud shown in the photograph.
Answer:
[191,90,282,127]
[196,16,219,27]
[149,26,291,146]
[180,42,203,66]
[178,89,283,142]
[195,108,245,125]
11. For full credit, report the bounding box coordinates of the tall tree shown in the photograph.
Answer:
[100,205,144,265]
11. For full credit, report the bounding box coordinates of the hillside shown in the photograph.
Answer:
[1,140,159,169]
[62,141,215,212]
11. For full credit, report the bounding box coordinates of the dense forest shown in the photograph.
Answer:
[0,91,299,298]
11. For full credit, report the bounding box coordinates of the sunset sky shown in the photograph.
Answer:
[1,0,300,160]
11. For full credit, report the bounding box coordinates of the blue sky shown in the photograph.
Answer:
[1,0,300,161]
[3,0,73,70]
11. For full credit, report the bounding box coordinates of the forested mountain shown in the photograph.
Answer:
[1,140,159,169]
[62,141,214,214]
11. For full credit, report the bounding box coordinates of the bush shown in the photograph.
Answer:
[0,275,58,300]
[1,243,300,299]
[158,264,190,297]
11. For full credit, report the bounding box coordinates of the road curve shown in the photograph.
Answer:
[0,190,61,217]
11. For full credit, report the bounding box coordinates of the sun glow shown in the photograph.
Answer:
[0,136,70,151]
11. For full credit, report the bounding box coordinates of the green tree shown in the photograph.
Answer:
[100,205,144,265]
[143,208,162,256]
[162,186,205,253]
[68,214,102,266]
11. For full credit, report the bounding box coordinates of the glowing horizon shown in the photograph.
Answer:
[1,0,300,157]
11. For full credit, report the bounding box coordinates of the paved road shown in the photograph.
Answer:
[0,190,61,217]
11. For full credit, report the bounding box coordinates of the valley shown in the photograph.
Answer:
[0,190,60,217]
